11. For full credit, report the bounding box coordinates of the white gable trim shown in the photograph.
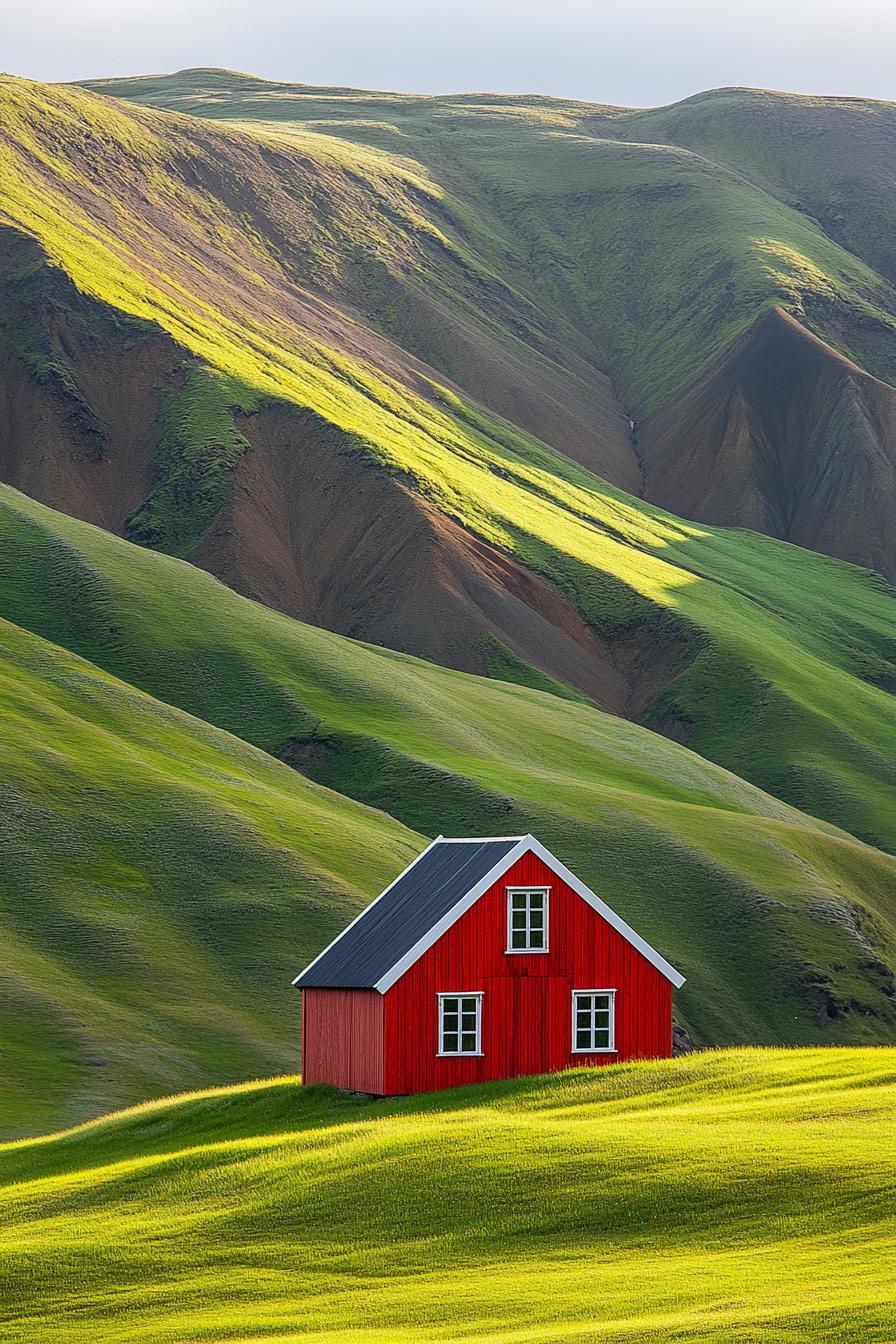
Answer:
[291,835,446,987]
[374,837,532,993]
[374,834,685,993]
[524,836,685,988]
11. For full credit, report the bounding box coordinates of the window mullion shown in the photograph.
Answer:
[439,993,482,1056]
[572,991,615,1053]
[507,888,548,953]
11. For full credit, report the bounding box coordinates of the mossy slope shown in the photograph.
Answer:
[0,75,894,854]
[0,605,421,1136]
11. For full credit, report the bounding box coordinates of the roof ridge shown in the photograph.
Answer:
[437,835,527,842]
[293,836,523,990]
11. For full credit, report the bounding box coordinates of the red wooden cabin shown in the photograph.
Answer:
[294,834,684,1095]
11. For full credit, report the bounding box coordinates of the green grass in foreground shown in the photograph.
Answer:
[1,1048,894,1343]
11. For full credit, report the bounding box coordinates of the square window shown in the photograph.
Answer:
[506,888,550,953]
[439,994,482,1055]
[572,991,616,1053]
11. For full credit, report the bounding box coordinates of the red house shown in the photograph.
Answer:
[294,834,685,1095]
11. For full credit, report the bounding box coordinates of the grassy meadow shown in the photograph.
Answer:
[1,1048,894,1342]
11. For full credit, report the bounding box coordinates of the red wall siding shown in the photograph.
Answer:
[301,988,384,1093]
[381,851,672,1095]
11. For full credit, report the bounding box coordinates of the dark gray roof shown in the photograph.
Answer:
[294,837,522,989]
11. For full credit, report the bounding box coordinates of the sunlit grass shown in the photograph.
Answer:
[1,1048,894,1342]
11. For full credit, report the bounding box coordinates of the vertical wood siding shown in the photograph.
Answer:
[381,850,672,1094]
[301,988,384,1093]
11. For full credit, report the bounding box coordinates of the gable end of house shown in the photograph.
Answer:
[293,834,685,994]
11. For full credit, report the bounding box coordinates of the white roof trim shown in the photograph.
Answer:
[524,836,685,988]
[291,834,445,987]
[374,834,685,993]
[374,837,532,993]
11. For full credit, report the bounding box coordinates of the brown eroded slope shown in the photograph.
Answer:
[639,308,896,581]
[0,232,648,710]
[0,229,181,531]
[192,404,667,712]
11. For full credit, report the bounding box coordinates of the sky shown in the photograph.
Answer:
[3,0,895,106]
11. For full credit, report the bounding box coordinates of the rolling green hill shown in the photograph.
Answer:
[0,73,894,749]
[86,70,896,410]
[618,87,896,293]
[0,604,420,1135]
[1,71,896,1138]
[1,76,896,838]
[0,483,895,1135]
[0,71,895,591]
[2,1049,894,1343]
[1,75,895,845]
[83,73,896,574]
[3,363,895,860]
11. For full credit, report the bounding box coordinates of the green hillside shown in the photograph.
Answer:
[87,69,896,409]
[0,607,420,1135]
[58,73,896,583]
[619,87,896,295]
[0,482,894,1140]
[3,326,895,860]
[2,1049,894,1342]
[0,76,894,852]
[1,72,896,1138]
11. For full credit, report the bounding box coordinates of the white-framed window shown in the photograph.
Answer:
[572,990,616,1053]
[506,887,549,952]
[438,993,483,1056]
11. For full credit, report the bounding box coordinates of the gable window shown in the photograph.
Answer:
[572,990,616,1052]
[506,887,549,952]
[438,993,483,1055]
